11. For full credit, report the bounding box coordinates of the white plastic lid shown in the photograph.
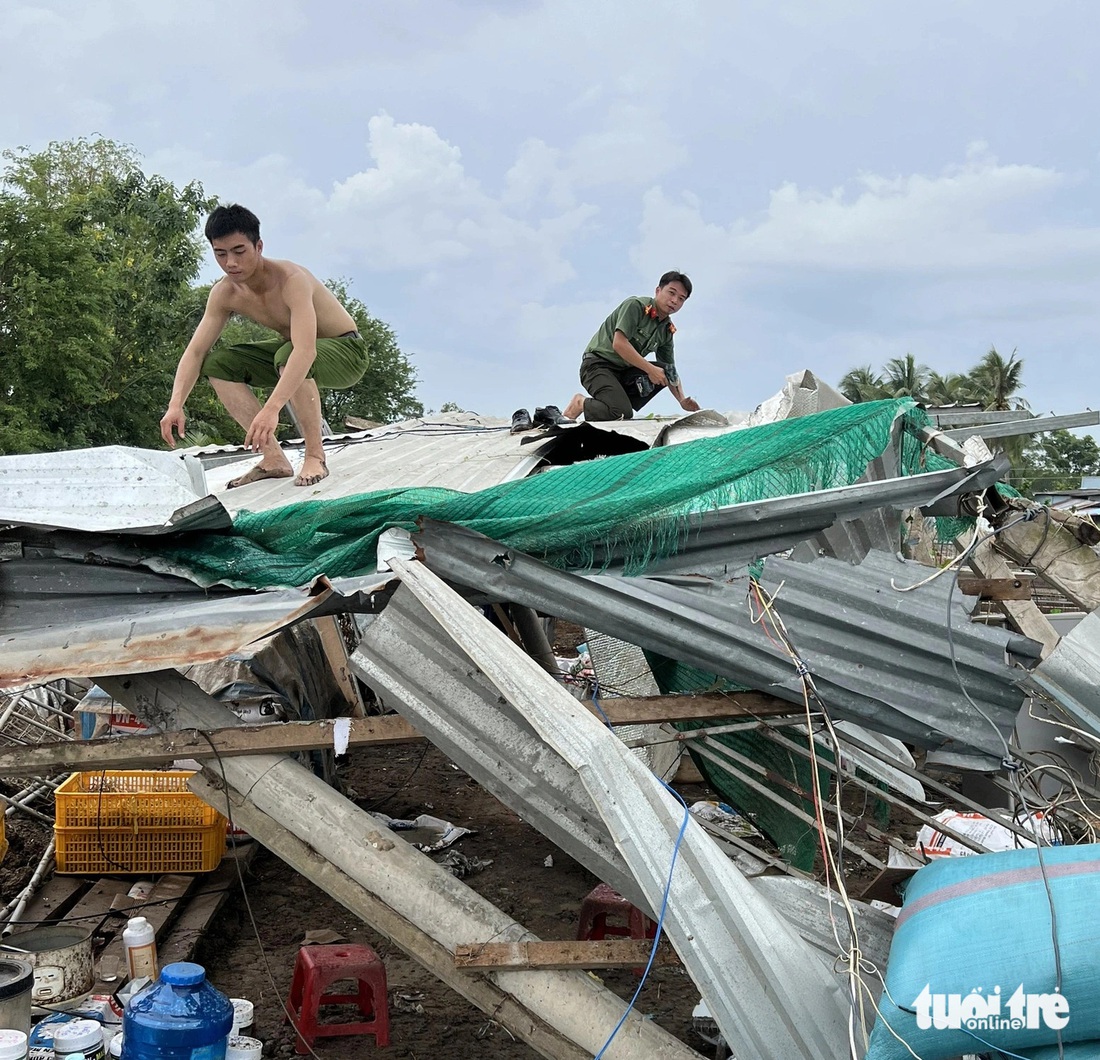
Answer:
[230,998,254,1031]
[107,1035,123,1058]
[51,1018,103,1052]
[0,1028,28,1060]
[225,1036,262,1060]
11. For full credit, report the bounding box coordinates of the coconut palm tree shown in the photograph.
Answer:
[838,365,887,403]
[881,354,931,401]
[925,371,978,407]
[969,347,1027,411]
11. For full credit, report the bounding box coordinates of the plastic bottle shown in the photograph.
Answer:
[0,1029,28,1060]
[52,1019,104,1060]
[122,918,158,983]
[122,962,233,1060]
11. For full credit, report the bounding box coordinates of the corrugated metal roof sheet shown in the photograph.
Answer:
[414,522,1033,758]
[385,559,852,1060]
[1024,610,1100,736]
[0,446,229,533]
[585,460,1004,575]
[351,581,894,978]
[186,413,704,517]
[0,555,394,687]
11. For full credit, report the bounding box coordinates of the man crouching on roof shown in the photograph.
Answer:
[562,271,701,422]
[160,204,369,488]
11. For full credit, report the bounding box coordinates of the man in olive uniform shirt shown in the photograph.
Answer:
[562,271,701,422]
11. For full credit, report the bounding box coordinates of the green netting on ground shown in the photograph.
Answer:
[646,654,826,871]
[150,398,945,589]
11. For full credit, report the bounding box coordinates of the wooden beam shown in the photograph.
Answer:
[0,691,797,776]
[961,537,1059,658]
[311,616,367,716]
[956,574,1034,600]
[0,716,421,776]
[454,939,679,970]
[993,510,1100,612]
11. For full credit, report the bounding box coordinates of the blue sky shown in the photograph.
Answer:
[3,0,1099,419]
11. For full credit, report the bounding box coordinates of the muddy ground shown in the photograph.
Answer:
[195,741,715,1058]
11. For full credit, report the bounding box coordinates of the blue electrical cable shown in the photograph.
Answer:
[592,771,692,1059]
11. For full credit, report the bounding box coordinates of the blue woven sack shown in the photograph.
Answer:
[867,844,1100,1060]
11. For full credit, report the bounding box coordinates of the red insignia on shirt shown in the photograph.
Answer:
[643,303,676,333]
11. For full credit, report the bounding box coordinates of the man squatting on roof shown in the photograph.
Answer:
[562,271,701,422]
[160,204,369,488]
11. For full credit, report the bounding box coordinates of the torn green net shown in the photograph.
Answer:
[147,398,967,589]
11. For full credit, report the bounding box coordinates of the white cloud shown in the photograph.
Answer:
[504,103,689,211]
[636,144,1100,279]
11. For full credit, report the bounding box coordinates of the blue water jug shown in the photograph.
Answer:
[121,963,233,1060]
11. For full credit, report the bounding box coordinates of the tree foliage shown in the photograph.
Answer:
[319,280,423,426]
[0,138,216,454]
[1012,430,1100,496]
[837,346,1027,411]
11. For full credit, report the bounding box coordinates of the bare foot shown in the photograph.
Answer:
[227,460,294,489]
[294,456,329,487]
[562,393,584,421]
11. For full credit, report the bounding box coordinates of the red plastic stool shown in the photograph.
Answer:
[286,942,390,1054]
[576,883,657,942]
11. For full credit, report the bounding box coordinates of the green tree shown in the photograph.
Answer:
[925,371,977,406]
[0,137,215,454]
[969,346,1027,411]
[1012,430,1100,496]
[838,365,886,403]
[881,353,930,401]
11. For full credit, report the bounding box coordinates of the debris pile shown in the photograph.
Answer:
[3,378,1100,1059]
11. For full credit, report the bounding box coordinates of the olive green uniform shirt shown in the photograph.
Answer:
[583,296,679,384]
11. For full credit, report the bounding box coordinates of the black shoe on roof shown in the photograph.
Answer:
[510,408,533,434]
[533,405,570,427]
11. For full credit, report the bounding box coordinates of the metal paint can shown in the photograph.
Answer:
[0,960,33,1036]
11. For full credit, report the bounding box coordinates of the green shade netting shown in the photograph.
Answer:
[646,654,827,871]
[150,398,957,589]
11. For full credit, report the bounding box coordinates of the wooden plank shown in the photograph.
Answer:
[156,844,258,968]
[48,878,132,943]
[90,874,195,993]
[0,692,798,776]
[0,717,422,776]
[454,939,679,970]
[311,616,367,716]
[956,574,1034,600]
[961,537,1060,658]
[10,873,88,928]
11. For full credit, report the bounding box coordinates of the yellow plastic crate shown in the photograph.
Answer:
[53,771,226,875]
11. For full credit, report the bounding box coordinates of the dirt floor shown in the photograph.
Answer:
[195,741,716,1059]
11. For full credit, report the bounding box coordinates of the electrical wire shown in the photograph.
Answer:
[593,777,691,1060]
[583,682,694,1060]
[747,576,873,1057]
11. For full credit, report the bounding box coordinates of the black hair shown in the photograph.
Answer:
[658,270,692,297]
[205,204,261,245]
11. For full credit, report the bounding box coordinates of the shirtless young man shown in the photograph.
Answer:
[160,204,369,487]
